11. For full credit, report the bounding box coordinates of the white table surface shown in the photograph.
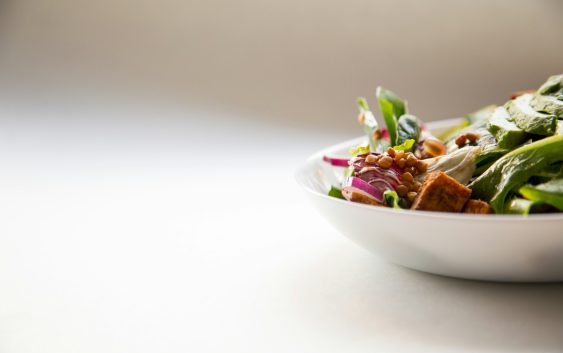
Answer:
[0,104,562,353]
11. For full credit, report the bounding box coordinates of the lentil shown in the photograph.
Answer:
[379,156,393,169]
[406,154,417,167]
[397,158,406,169]
[396,184,408,197]
[365,154,378,164]
[395,150,405,160]
[415,160,427,173]
[402,172,414,183]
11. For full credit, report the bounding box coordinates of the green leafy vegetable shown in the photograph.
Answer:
[519,178,563,211]
[487,106,528,148]
[531,163,563,182]
[469,135,563,213]
[376,87,407,146]
[393,139,415,152]
[537,74,563,97]
[349,144,370,157]
[530,94,563,117]
[505,94,557,136]
[383,190,401,209]
[328,186,345,200]
[475,144,510,168]
[396,114,421,146]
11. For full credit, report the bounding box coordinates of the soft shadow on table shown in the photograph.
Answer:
[294,245,563,352]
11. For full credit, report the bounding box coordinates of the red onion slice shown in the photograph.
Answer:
[323,156,350,167]
[342,177,384,203]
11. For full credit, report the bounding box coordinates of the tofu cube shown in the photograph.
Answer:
[411,171,471,212]
[462,199,493,214]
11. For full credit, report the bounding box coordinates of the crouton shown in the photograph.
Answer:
[462,199,493,214]
[411,171,471,212]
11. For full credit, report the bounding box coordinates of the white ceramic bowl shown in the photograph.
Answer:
[296,119,563,282]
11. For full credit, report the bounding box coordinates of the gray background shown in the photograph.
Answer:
[1,0,562,134]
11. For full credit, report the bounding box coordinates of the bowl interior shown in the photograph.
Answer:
[296,118,563,221]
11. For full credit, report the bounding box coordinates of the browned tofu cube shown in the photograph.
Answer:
[411,171,471,212]
[462,199,493,214]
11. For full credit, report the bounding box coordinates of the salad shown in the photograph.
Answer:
[324,74,563,214]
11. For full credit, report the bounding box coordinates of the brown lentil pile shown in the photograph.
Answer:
[383,147,428,206]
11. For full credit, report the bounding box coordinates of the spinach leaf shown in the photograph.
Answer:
[396,114,421,146]
[473,146,510,176]
[505,94,557,136]
[531,163,563,182]
[487,106,528,148]
[537,74,563,97]
[383,190,401,209]
[530,94,563,117]
[376,87,407,146]
[469,135,563,213]
[519,178,563,211]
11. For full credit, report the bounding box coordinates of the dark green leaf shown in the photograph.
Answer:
[505,94,557,136]
[469,134,563,213]
[530,94,563,118]
[537,74,563,97]
[396,114,421,145]
[376,87,407,146]
[487,106,528,148]
[383,190,401,209]
[519,178,563,211]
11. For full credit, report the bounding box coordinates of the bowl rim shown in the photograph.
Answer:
[296,118,563,222]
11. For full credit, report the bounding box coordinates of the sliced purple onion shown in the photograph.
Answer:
[356,165,401,190]
[350,154,402,188]
[322,155,350,167]
[342,177,384,203]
